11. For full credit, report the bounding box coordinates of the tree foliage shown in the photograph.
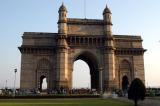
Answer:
[128,78,146,106]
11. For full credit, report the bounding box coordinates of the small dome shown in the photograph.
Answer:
[59,3,67,12]
[103,5,111,14]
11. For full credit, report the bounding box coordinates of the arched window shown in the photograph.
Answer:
[37,58,51,91]
[120,59,132,89]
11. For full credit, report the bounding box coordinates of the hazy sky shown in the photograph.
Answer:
[0,0,160,89]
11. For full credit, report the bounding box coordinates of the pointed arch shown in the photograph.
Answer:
[71,51,100,90]
[119,59,132,89]
[36,58,51,91]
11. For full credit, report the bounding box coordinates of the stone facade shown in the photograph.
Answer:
[19,4,146,91]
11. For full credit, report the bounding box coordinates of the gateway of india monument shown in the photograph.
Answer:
[19,3,145,92]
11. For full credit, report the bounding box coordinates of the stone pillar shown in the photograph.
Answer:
[67,50,72,89]
[56,34,69,88]
[103,38,116,91]
[103,51,114,90]
[99,67,103,94]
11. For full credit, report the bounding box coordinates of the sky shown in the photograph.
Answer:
[0,0,160,89]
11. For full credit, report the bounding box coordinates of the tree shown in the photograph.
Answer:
[128,78,146,106]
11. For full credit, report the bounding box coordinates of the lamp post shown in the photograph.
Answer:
[5,80,7,89]
[13,68,17,97]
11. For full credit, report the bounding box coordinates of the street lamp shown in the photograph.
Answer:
[13,68,17,97]
[5,80,7,89]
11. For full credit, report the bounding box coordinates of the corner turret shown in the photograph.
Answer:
[58,3,68,34]
[103,4,112,35]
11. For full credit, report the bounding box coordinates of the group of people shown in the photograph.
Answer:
[0,88,98,96]
[47,88,98,95]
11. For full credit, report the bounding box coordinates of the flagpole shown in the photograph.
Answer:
[84,0,86,19]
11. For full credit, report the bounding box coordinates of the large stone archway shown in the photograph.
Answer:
[19,3,145,91]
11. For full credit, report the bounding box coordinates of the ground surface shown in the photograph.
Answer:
[117,97,160,106]
[0,98,132,106]
[148,97,160,100]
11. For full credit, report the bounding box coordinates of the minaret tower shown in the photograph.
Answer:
[58,3,68,34]
[56,3,69,88]
[103,4,115,91]
[103,4,112,36]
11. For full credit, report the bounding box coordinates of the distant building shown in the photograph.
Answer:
[19,3,146,91]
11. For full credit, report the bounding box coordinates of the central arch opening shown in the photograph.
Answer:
[72,52,99,91]
[73,59,91,89]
